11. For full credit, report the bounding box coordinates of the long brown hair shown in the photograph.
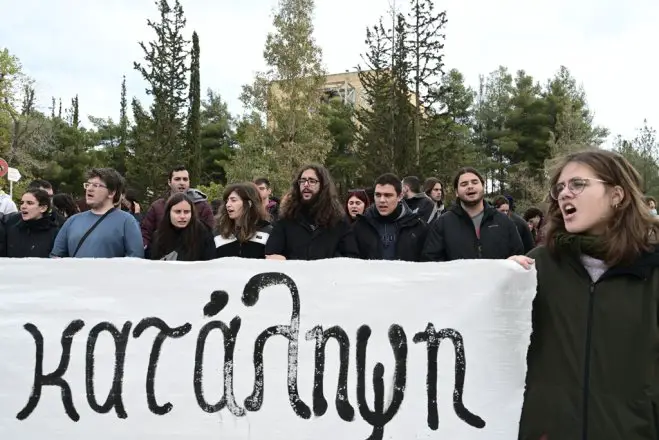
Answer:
[423,177,442,197]
[215,183,267,242]
[545,149,659,265]
[152,193,206,259]
[280,164,345,227]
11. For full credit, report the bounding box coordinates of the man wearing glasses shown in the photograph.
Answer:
[50,168,144,258]
[265,164,358,260]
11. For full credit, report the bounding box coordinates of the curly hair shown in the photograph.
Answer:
[545,149,659,265]
[215,182,267,242]
[280,164,345,228]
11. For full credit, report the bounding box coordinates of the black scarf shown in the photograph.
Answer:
[553,231,608,261]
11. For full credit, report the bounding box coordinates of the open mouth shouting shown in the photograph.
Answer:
[561,203,577,221]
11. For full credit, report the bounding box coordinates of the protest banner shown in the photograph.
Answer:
[0,258,536,439]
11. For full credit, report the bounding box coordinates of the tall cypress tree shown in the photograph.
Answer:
[131,0,190,194]
[113,75,129,175]
[71,95,79,128]
[186,31,201,182]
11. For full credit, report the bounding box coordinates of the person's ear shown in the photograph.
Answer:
[611,185,624,208]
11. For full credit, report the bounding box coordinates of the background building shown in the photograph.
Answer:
[320,70,366,109]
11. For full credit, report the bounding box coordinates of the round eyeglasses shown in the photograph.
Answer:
[549,177,607,200]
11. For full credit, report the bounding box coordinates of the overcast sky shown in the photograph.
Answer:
[2,0,656,145]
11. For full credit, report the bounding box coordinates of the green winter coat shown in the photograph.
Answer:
[519,245,659,440]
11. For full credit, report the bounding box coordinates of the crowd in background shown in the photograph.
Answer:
[3,149,659,438]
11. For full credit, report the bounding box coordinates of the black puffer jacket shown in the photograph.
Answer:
[352,204,427,261]
[405,193,436,223]
[422,202,524,261]
[511,212,536,253]
[0,212,59,258]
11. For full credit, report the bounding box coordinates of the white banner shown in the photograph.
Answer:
[0,258,536,439]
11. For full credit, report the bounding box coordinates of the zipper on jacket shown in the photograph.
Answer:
[582,282,596,440]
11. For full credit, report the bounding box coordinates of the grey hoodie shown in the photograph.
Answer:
[185,188,208,203]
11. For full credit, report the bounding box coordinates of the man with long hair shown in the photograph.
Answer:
[265,164,358,260]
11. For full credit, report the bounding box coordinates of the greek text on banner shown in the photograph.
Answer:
[0,258,536,439]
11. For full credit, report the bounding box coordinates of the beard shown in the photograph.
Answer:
[300,191,319,205]
[458,192,483,208]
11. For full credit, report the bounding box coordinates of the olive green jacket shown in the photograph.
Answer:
[519,245,659,440]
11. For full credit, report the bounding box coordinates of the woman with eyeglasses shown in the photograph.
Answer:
[0,189,60,258]
[509,149,659,439]
[214,183,272,258]
[344,189,369,223]
[148,193,215,261]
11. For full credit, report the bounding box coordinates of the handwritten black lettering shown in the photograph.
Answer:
[85,321,131,418]
[132,318,192,415]
[13,271,490,436]
[16,320,85,422]
[194,316,244,416]
[413,323,485,429]
[356,325,407,440]
[241,272,311,419]
[305,325,355,421]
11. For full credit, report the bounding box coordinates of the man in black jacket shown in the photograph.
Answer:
[265,164,358,260]
[353,173,427,261]
[402,176,436,223]
[422,167,524,261]
[491,195,536,253]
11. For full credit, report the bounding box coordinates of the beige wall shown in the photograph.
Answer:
[322,70,368,109]
[266,69,418,128]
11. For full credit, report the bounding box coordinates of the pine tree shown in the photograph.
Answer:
[186,31,201,182]
[473,66,515,192]
[390,14,415,175]
[406,0,447,167]
[225,0,332,191]
[199,89,234,185]
[71,95,79,128]
[422,69,480,184]
[356,20,396,182]
[128,98,159,197]
[111,76,129,175]
[544,66,608,155]
[132,0,190,194]
[356,14,415,181]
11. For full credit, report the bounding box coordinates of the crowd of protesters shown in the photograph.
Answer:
[3,149,659,439]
